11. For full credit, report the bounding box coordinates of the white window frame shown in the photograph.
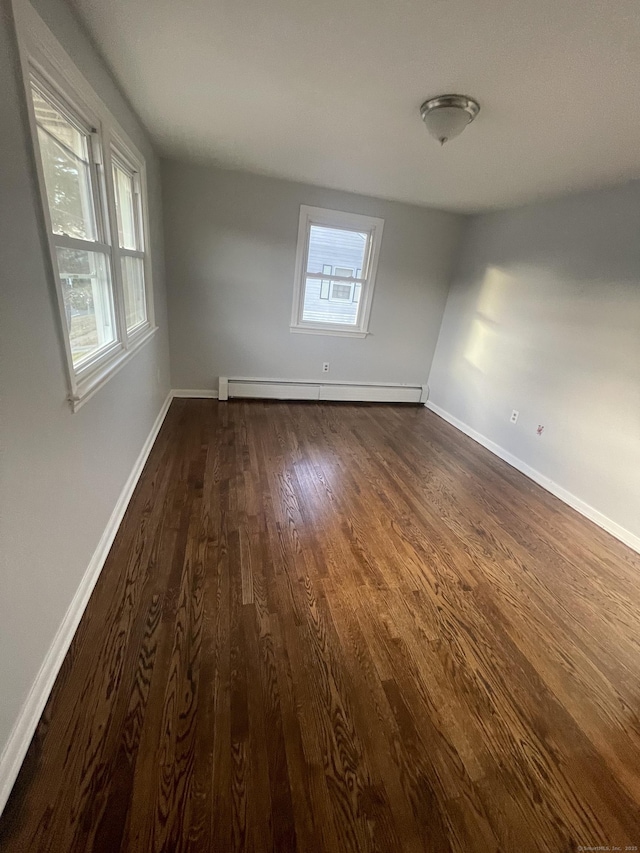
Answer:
[13,0,156,411]
[290,205,384,338]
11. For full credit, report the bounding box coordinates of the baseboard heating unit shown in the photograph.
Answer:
[219,377,428,405]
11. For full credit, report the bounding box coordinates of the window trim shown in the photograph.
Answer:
[290,205,384,338]
[13,0,156,411]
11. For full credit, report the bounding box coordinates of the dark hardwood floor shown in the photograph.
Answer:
[2,399,640,852]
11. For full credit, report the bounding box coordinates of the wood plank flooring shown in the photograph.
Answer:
[1,399,640,852]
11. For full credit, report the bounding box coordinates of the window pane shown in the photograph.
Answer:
[113,161,138,250]
[302,278,359,325]
[331,283,352,301]
[121,255,147,330]
[56,247,116,366]
[306,225,368,276]
[31,84,97,241]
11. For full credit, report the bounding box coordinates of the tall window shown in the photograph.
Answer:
[31,78,116,368]
[112,153,147,332]
[24,56,153,410]
[291,206,384,337]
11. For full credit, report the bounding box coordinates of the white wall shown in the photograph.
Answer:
[162,160,464,390]
[0,0,170,795]
[429,182,640,544]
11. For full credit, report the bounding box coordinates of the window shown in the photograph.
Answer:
[18,10,155,411]
[31,79,117,369]
[291,206,384,337]
[112,153,147,332]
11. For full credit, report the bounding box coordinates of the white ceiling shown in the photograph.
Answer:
[69,0,640,212]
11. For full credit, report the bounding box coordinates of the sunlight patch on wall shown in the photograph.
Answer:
[463,317,494,375]
[461,265,518,376]
[474,265,515,323]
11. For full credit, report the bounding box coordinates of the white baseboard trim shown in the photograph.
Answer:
[171,389,219,399]
[425,401,640,556]
[0,391,174,817]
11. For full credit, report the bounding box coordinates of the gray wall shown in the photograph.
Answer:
[0,0,170,769]
[429,182,640,540]
[162,160,464,389]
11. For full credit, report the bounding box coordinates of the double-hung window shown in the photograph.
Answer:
[112,152,147,332]
[31,76,118,371]
[17,5,155,410]
[291,206,384,337]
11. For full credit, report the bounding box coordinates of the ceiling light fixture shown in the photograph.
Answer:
[420,94,480,145]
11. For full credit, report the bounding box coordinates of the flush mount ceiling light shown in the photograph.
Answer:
[420,94,480,145]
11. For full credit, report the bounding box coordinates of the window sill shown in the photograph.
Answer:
[290,324,369,339]
[69,325,158,412]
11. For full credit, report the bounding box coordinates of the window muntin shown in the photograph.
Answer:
[292,206,384,336]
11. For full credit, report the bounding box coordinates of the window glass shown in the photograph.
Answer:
[121,255,147,330]
[56,247,116,366]
[331,282,353,301]
[306,225,368,276]
[25,46,154,407]
[301,225,369,326]
[31,85,97,241]
[302,278,359,325]
[320,264,331,299]
[112,160,138,250]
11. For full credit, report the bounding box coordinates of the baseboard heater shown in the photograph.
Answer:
[219,377,427,405]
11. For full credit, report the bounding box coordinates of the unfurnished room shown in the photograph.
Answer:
[0,0,639,850]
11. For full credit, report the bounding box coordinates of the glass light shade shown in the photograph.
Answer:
[423,106,472,145]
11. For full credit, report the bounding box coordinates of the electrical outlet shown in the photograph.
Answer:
[510,409,519,424]
[322,362,330,373]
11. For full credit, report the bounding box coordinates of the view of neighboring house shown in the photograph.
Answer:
[303,224,367,325]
